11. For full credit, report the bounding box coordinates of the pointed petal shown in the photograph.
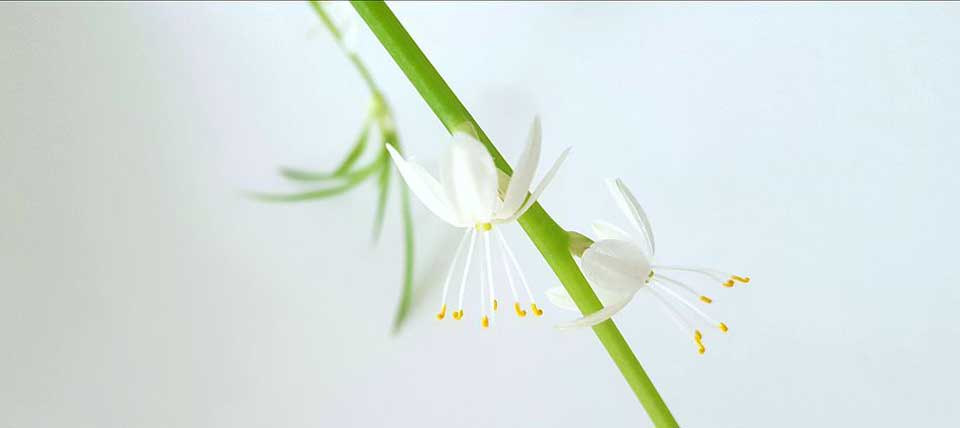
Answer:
[581,239,650,294]
[556,293,635,330]
[546,284,634,312]
[545,286,578,312]
[506,147,571,221]
[591,220,632,241]
[606,178,656,255]
[499,117,541,217]
[440,132,498,223]
[385,145,464,226]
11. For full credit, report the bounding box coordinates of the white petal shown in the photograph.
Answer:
[546,285,634,312]
[545,286,578,312]
[440,132,499,223]
[555,292,635,330]
[385,145,465,226]
[499,117,541,217]
[606,178,656,255]
[581,239,650,294]
[505,147,571,221]
[591,220,632,241]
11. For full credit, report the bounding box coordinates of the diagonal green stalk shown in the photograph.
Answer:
[351,2,678,427]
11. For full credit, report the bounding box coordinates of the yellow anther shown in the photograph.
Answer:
[474,223,493,232]
[514,302,527,317]
[531,303,544,317]
[481,315,490,329]
[719,322,729,333]
[493,299,499,311]
[694,329,706,354]
[452,310,464,320]
[723,279,735,288]
[699,295,713,304]
[436,304,447,320]
[731,275,750,284]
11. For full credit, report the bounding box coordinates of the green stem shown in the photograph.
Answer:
[351,2,678,427]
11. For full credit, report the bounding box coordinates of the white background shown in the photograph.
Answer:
[2,2,958,427]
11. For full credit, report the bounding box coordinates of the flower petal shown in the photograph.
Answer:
[545,286,578,312]
[581,239,650,294]
[555,292,635,330]
[591,220,632,241]
[606,178,656,255]
[440,132,499,223]
[546,285,634,312]
[385,144,464,226]
[505,146,571,221]
[498,117,541,218]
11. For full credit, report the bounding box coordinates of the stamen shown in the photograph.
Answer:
[514,302,527,317]
[695,329,706,355]
[656,273,706,302]
[436,304,447,320]
[456,229,479,317]
[481,315,490,328]
[699,296,713,304]
[719,322,729,333]
[651,288,704,354]
[497,235,522,305]
[453,310,464,320]
[483,232,496,313]
[654,265,747,288]
[652,282,724,331]
[474,222,492,232]
[531,303,544,317]
[438,228,472,317]
[495,228,536,303]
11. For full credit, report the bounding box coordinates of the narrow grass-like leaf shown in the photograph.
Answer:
[391,183,415,332]
[371,150,391,242]
[279,123,371,181]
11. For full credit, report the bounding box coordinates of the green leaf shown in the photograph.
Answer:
[279,123,371,181]
[391,183,415,333]
[371,150,390,242]
[252,158,381,202]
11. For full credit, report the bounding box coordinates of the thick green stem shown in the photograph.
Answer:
[351,2,678,427]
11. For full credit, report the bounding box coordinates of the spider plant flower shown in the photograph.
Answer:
[546,179,749,354]
[386,118,570,328]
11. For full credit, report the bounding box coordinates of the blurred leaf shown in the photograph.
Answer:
[251,160,380,202]
[391,184,415,333]
[279,123,371,181]
[371,152,390,242]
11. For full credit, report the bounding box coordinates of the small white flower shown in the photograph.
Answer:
[387,118,570,328]
[547,179,750,354]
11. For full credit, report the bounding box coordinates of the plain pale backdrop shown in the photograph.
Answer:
[2,2,958,427]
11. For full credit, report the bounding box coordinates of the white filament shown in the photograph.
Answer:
[495,228,536,302]
[651,281,721,327]
[457,229,479,310]
[440,228,472,306]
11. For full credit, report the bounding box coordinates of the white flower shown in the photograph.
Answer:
[386,118,570,328]
[547,179,750,354]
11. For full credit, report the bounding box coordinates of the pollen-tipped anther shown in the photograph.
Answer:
[531,303,544,317]
[514,302,527,317]
[436,304,447,320]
